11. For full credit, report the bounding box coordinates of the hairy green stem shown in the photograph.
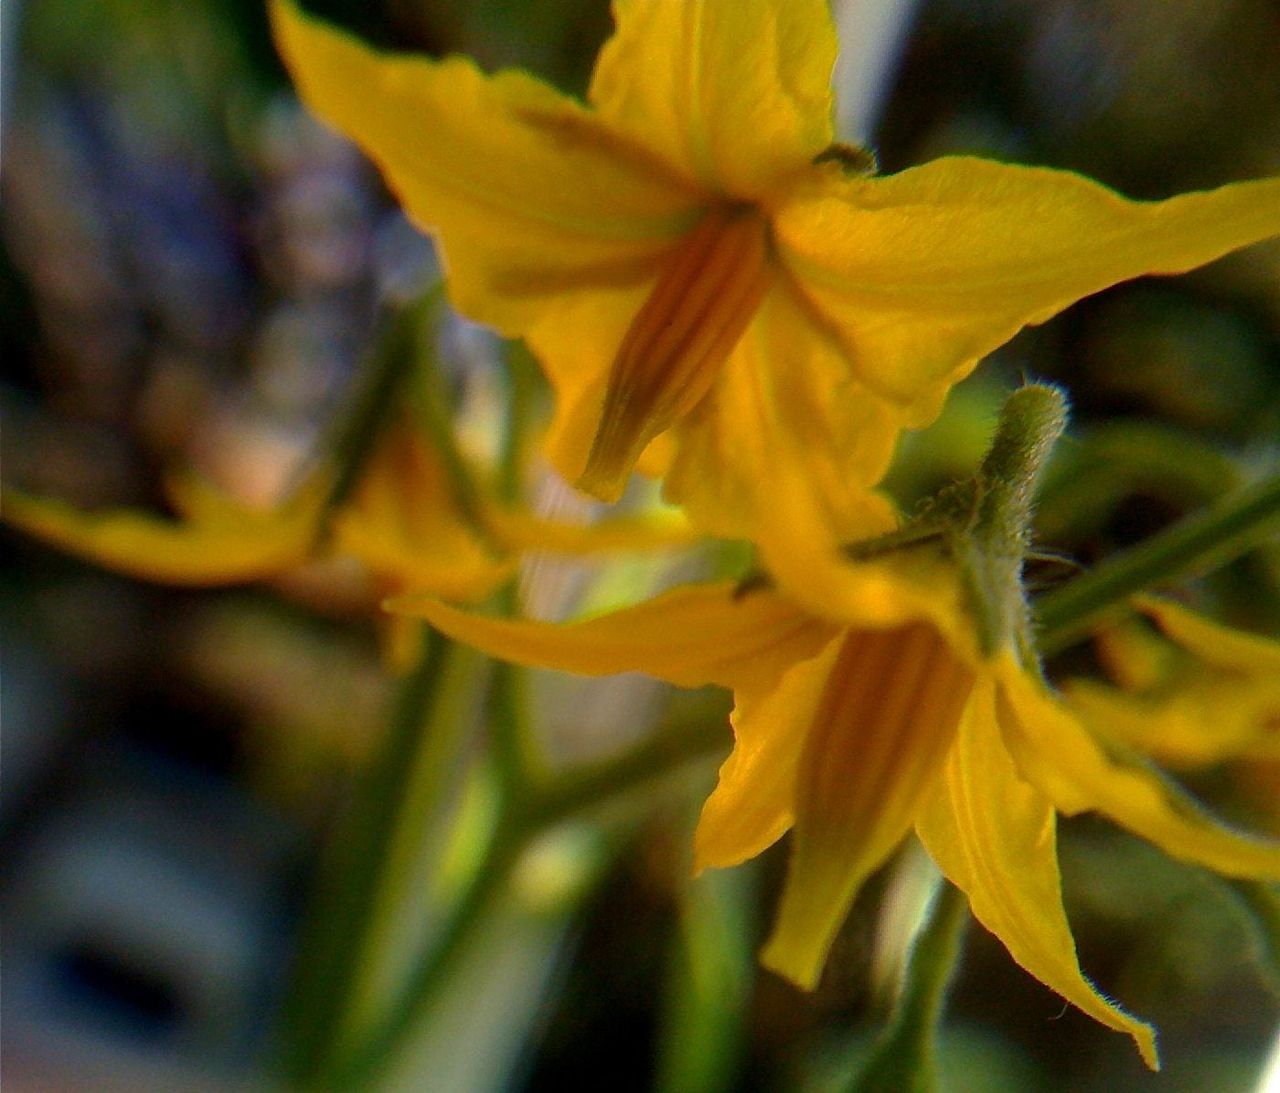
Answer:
[962,384,1068,655]
[976,384,1068,551]
[847,880,969,1093]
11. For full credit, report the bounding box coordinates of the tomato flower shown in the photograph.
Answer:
[272,0,1280,547]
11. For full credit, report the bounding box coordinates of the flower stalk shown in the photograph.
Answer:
[846,877,969,1093]
[1035,470,1280,654]
[959,384,1067,655]
[274,627,453,1088]
[318,287,444,529]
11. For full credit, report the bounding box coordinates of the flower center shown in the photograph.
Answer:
[576,204,771,501]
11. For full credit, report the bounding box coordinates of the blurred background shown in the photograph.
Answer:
[2,0,1279,1090]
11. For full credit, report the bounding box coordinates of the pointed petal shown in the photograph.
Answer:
[776,161,1280,420]
[2,485,319,585]
[1063,674,1280,770]
[998,663,1280,880]
[589,0,837,197]
[694,638,842,871]
[916,681,1159,1069]
[761,625,974,988]
[1135,595,1280,675]
[270,0,701,336]
[387,581,838,691]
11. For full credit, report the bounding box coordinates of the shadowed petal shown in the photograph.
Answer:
[694,637,843,872]
[761,624,974,988]
[1135,594,1280,675]
[997,662,1280,880]
[2,482,322,585]
[916,679,1159,1069]
[388,581,839,692]
[577,206,773,501]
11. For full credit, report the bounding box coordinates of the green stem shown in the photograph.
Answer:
[318,288,442,527]
[519,707,729,830]
[407,307,493,545]
[485,582,544,799]
[335,642,494,1052]
[1225,879,1280,996]
[934,385,1066,658]
[499,342,540,504]
[273,628,449,1088]
[317,837,521,1092]
[847,880,969,1093]
[322,702,730,1089]
[1035,471,1280,654]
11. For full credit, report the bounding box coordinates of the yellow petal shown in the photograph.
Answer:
[1090,615,1173,692]
[589,0,837,197]
[528,278,660,486]
[761,624,974,988]
[694,637,842,872]
[997,662,1280,880]
[1064,605,1280,769]
[2,484,320,585]
[270,0,701,336]
[723,440,979,663]
[485,504,697,555]
[163,468,269,527]
[776,161,1280,421]
[576,205,772,501]
[333,515,515,602]
[1063,674,1280,769]
[664,280,902,544]
[388,581,839,692]
[1134,594,1280,675]
[331,425,512,600]
[916,680,1159,1069]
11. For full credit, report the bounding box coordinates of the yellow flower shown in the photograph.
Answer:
[272,0,1280,542]
[1064,595,1280,771]
[2,464,329,587]
[392,534,1280,1069]
[3,418,691,614]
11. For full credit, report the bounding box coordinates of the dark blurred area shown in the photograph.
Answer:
[2,1,1278,1090]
